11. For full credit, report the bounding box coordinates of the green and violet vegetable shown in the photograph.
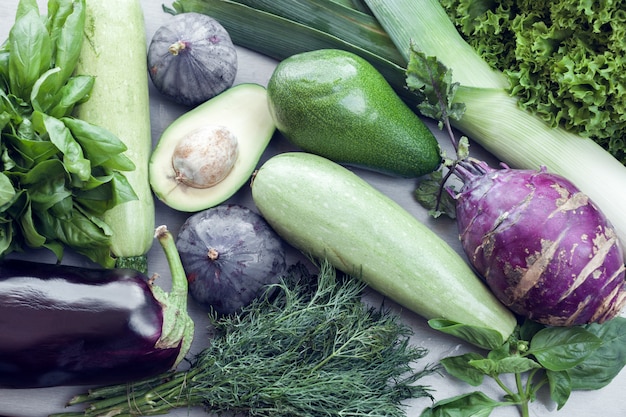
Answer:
[0,0,136,267]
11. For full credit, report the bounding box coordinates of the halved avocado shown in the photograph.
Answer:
[149,83,276,212]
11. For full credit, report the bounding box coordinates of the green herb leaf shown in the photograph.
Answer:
[33,111,91,180]
[440,352,485,386]
[546,369,571,410]
[19,159,70,210]
[420,391,502,417]
[18,199,46,248]
[30,67,62,113]
[528,326,602,371]
[62,117,135,171]
[470,356,541,375]
[567,317,626,390]
[0,173,16,206]
[428,318,506,350]
[75,171,137,213]
[8,8,51,100]
[414,170,457,219]
[48,75,94,118]
[49,0,85,87]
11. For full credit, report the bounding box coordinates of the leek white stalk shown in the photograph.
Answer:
[365,0,626,248]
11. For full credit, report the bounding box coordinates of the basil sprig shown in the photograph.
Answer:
[422,317,626,417]
[0,0,136,267]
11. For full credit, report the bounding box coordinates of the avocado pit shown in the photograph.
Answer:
[172,125,239,189]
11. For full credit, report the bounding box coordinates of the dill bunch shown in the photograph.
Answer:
[53,261,437,417]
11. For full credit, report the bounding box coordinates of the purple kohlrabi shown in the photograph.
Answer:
[453,159,626,326]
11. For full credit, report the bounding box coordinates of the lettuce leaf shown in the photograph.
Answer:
[440,0,626,164]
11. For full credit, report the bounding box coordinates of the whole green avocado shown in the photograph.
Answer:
[267,49,441,177]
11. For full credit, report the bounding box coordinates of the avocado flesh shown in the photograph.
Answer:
[149,83,276,212]
[267,49,441,178]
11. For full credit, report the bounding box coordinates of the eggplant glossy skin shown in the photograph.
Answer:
[0,260,178,388]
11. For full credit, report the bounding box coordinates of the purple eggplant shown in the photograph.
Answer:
[0,226,194,388]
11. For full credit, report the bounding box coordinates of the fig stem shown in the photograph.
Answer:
[168,40,187,55]
[208,247,219,260]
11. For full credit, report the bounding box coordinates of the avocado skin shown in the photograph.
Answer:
[267,49,441,177]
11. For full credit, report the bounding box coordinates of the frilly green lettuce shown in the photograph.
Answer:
[440,0,626,164]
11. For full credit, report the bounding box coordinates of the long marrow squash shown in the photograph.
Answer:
[74,0,154,272]
[251,152,516,349]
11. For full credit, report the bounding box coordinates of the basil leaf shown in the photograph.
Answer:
[20,159,70,211]
[420,391,501,417]
[30,67,62,113]
[49,0,85,86]
[440,352,486,386]
[0,172,16,206]
[75,171,137,214]
[45,0,77,51]
[546,369,571,410]
[470,356,541,375]
[48,75,94,118]
[528,326,602,371]
[519,319,545,341]
[34,111,91,180]
[5,132,58,166]
[0,50,9,86]
[428,319,506,350]
[36,207,115,268]
[568,317,626,390]
[18,199,46,248]
[15,0,39,20]
[62,117,135,171]
[9,8,51,100]
[0,222,13,255]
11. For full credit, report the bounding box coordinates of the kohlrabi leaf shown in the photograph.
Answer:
[406,45,465,125]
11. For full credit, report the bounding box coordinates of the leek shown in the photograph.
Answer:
[168,0,626,250]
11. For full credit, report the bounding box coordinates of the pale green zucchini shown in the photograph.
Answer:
[74,0,154,272]
[251,152,516,349]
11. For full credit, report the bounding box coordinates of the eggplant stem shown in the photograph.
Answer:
[153,226,195,366]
